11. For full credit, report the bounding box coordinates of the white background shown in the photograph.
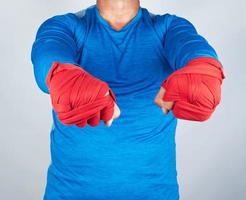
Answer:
[0,0,245,199]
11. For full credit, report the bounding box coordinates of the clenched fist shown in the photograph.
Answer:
[154,57,225,121]
[46,62,120,127]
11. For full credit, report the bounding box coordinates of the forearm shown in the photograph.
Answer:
[163,15,218,71]
[31,14,81,93]
[31,42,78,93]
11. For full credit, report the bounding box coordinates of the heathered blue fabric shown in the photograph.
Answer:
[31,4,218,200]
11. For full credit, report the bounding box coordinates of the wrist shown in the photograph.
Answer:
[45,62,87,90]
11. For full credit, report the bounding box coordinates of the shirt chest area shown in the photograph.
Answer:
[78,22,172,86]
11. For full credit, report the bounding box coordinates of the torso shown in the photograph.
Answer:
[46,5,179,200]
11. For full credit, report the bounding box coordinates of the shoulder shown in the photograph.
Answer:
[38,4,96,32]
[39,13,79,30]
[149,12,175,30]
[142,8,173,38]
[73,4,95,21]
[144,8,196,35]
[34,5,96,48]
[142,8,174,29]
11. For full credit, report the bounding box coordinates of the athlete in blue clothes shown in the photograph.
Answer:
[31,0,224,199]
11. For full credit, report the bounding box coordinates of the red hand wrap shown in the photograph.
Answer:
[161,57,225,121]
[46,62,116,127]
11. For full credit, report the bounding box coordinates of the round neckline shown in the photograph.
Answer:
[94,4,142,32]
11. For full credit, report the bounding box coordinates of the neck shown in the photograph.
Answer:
[96,0,140,31]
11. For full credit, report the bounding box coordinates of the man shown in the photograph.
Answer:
[31,0,225,199]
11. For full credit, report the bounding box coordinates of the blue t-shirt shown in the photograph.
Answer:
[31,4,218,200]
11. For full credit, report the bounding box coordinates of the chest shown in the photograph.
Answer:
[78,19,173,96]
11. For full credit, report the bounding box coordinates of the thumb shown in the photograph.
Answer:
[103,91,121,127]
[105,102,121,127]
[154,87,174,114]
